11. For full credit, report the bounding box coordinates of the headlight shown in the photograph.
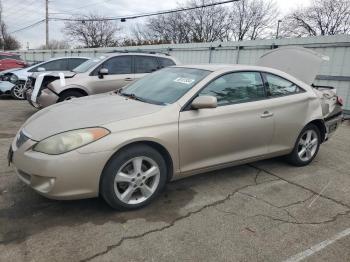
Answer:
[33,127,110,155]
[9,74,18,83]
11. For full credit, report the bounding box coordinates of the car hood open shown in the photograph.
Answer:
[22,93,162,141]
[257,46,329,85]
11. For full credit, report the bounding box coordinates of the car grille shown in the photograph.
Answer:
[16,131,29,148]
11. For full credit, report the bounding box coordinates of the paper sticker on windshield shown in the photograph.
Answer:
[174,77,195,85]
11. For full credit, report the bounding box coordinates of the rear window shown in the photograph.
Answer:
[134,56,159,73]
[158,57,176,68]
[264,73,304,97]
[0,54,21,60]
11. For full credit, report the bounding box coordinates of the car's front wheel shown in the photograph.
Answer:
[57,90,84,102]
[11,81,26,100]
[100,144,167,210]
[287,123,321,166]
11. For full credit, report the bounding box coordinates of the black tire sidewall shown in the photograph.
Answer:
[288,123,321,166]
[57,90,83,102]
[100,145,167,210]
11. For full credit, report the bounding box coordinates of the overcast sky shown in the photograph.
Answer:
[2,0,311,49]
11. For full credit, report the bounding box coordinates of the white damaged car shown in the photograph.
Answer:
[0,57,88,99]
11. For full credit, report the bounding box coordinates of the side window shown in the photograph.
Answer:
[135,56,159,73]
[68,58,87,71]
[199,72,265,106]
[102,56,132,74]
[264,73,303,97]
[158,57,175,68]
[39,59,68,71]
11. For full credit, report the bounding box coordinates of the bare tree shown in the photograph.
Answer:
[147,12,192,43]
[145,0,230,43]
[281,0,350,37]
[228,0,279,41]
[0,2,21,50]
[38,39,70,50]
[186,0,230,42]
[134,0,278,44]
[63,14,120,48]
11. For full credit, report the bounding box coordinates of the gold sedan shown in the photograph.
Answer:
[9,63,342,210]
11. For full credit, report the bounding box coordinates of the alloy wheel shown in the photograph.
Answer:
[13,83,25,99]
[114,156,160,205]
[297,129,318,162]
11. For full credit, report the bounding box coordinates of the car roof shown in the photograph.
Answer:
[174,64,273,72]
[47,56,90,61]
[102,52,173,58]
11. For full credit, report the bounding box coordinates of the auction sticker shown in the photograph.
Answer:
[174,77,195,85]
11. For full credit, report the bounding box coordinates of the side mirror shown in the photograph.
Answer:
[191,96,217,109]
[98,68,109,79]
[37,67,46,72]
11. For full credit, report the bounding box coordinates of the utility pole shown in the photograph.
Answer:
[276,19,282,39]
[45,0,49,49]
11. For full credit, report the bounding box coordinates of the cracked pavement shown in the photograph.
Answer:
[1,99,350,262]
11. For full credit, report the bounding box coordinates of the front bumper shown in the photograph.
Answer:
[37,88,59,108]
[25,88,59,109]
[0,81,15,94]
[9,133,112,200]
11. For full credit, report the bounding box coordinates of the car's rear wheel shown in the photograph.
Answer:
[100,144,167,210]
[57,90,84,102]
[11,81,26,100]
[287,123,321,166]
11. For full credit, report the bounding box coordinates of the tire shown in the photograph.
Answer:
[57,90,84,102]
[100,144,168,210]
[11,81,26,100]
[286,123,321,166]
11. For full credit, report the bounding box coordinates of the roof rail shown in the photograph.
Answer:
[106,49,170,56]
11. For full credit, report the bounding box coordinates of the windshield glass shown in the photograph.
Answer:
[121,67,211,105]
[73,56,105,73]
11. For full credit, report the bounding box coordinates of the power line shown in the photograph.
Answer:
[50,0,239,22]
[9,19,45,34]
[8,0,239,34]
[52,0,113,15]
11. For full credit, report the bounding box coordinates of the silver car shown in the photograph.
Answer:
[9,47,343,210]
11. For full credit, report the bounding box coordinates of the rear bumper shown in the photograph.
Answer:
[324,112,343,140]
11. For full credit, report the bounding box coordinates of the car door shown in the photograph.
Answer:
[87,55,134,94]
[179,71,274,173]
[134,55,160,80]
[262,72,309,154]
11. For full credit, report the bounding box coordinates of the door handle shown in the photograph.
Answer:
[124,78,133,81]
[260,111,274,118]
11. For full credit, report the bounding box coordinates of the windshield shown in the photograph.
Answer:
[121,67,211,105]
[73,56,105,73]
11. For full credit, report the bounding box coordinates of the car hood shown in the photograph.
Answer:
[22,93,163,141]
[257,46,329,85]
[30,71,76,79]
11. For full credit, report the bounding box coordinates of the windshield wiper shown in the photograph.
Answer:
[119,92,165,105]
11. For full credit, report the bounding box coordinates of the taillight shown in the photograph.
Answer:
[337,96,344,106]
